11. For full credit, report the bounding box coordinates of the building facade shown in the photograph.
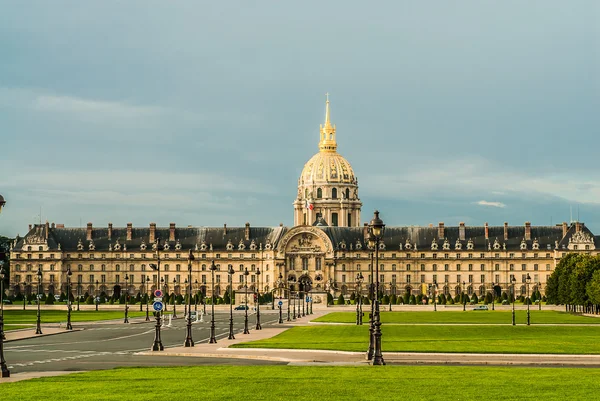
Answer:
[8,99,600,302]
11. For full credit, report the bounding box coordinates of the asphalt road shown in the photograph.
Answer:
[4,310,285,373]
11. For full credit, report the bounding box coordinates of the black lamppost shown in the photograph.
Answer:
[184,249,195,347]
[227,265,235,340]
[22,281,26,311]
[255,268,262,330]
[356,273,364,325]
[526,273,531,326]
[172,278,178,319]
[290,276,297,320]
[0,266,7,339]
[150,238,164,351]
[462,281,467,312]
[66,266,73,330]
[491,281,495,311]
[366,231,375,361]
[511,276,517,326]
[145,277,150,321]
[194,279,198,313]
[124,274,129,323]
[286,275,292,322]
[0,193,10,378]
[209,260,217,343]
[95,279,99,312]
[432,282,437,312]
[36,267,43,334]
[277,272,284,324]
[369,210,386,366]
[243,267,250,334]
[538,281,542,311]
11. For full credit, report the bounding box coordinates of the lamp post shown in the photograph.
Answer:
[227,265,235,340]
[150,238,164,351]
[538,282,542,311]
[511,276,517,326]
[356,273,363,325]
[491,281,495,311]
[526,273,531,326]
[369,210,386,366]
[366,231,375,361]
[66,267,73,330]
[124,274,129,323]
[277,272,284,324]
[433,282,437,312]
[145,277,150,321]
[0,266,6,339]
[290,276,297,320]
[36,267,43,334]
[462,281,466,312]
[172,278,178,319]
[184,249,195,347]
[209,260,218,343]
[95,280,99,312]
[243,267,250,334]
[255,268,262,330]
[194,279,198,313]
[22,281,26,311]
[0,194,10,378]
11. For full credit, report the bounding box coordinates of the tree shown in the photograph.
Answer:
[484,293,492,305]
[382,294,390,304]
[409,294,416,305]
[390,294,397,304]
[403,292,411,304]
[586,270,600,308]
[471,293,479,304]
[223,291,231,304]
[327,293,334,305]
[45,293,54,305]
[337,294,345,305]
[349,292,356,301]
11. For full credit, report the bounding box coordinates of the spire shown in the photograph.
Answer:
[319,93,337,152]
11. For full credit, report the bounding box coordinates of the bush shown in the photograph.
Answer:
[416,294,423,304]
[471,294,479,304]
[382,295,390,304]
[85,296,94,305]
[409,294,416,305]
[403,293,410,305]
[337,294,345,305]
[501,300,509,305]
[327,293,334,305]
[45,294,55,305]
[484,293,492,305]
[390,294,397,304]
[349,292,356,301]
[501,292,508,301]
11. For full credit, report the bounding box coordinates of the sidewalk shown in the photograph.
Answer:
[4,327,82,342]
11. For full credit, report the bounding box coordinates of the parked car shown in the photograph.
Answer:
[473,305,489,311]
[234,305,249,310]
[2,299,12,304]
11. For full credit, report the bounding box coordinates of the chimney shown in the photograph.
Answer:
[86,222,93,241]
[108,223,112,240]
[223,223,227,235]
[438,222,445,239]
[459,222,466,241]
[562,222,568,237]
[46,221,50,240]
[245,222,250,241]
[150,223,156,243]
[525,221,531,241]
[575,222,582,233]
[484,222,489,240]
[363,223,369,242]
[504,222,508,241]
[169,223,176,242]
[127,223,132,241]
[28,224,32,231]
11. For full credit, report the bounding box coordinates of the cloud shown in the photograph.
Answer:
[34,94,163,118]
[475,200,506,208]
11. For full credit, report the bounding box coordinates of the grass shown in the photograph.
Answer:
[3,366,599,400]
[3,310,147,325]
[314,310,600,324]
[234,325,600,354]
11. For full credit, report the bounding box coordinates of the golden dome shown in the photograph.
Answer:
[301,151,356,184]
[299,95,357,185]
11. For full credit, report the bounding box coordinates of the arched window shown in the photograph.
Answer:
[345,188,350,199]
[332,188,337,199]
[317,188,322,198]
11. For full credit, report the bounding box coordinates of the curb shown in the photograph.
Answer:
[5,328,83,343]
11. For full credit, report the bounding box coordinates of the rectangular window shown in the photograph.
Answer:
[480,275,485,283]
[316,258,322,270]
[510,264,514,271]
[331,213,338,227]
[238,275,243,283]
[407,275,411,284]
[302,258,308,270]
[522,274,527,283]
[480,253,485,258]
[49,274,55,282]
[420,264,425,271]
[432,274,437,284]
[494,253,499,258]
[456,264,461,271]
[468,274,473,283]
[216,275,221,283]
[521,264,526,271]
[444,264,449,271]
[342,274,346,283]
[202,275,207,284]
[444,274,449,283]
[392,274,397,284]
[421,253,425,258]
[534,264,538,271]
[495,264,500,271]
[202,254,206,259]
[432,264,437,271]
[510,253,515,258]
[101,274,106,283]
[90,274,94,283]
[406,253,411,258]
[480,264,485,271]
[420,274,425,283]
[546,264,551,271]
[406,264,411,271]
[432,254,437,259]
[457,274,461,283]
[444,253,449,259]
[176,254,181,259]
[495,274,500,283]
[392,264,397,271]
[468,264,473,271]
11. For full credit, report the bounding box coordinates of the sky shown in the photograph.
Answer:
[0,1,599,237]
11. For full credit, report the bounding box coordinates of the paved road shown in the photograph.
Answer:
[4,310,285,373]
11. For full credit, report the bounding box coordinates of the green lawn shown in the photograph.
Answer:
[3,325,29,331]
[3,366,599,400]
[234,325,600,354]
[3,310,147,325]
[314,310,600,324]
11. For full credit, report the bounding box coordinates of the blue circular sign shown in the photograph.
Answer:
[278,301,283,306]
[153,301,163,312]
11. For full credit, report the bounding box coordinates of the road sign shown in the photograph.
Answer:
[153,301,163,312]
[154,297,163,302]
[309,297,312,302]
[154,290,163,297]
[278,301,283,306]
[306,296,309,302]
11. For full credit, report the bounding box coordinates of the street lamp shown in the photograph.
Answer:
[462,281,467,312]
[289,276,297,320]
[124,274,129,323]
[356,273,364,325]
[227,264,235,340]
[209,260,217,343]
[95,280,99,312]
[22,281,26,311]
[511,276,517,326]
[0,194,9,378]
[36,267,43,334]
[194,279,198,313]
[366,230,375,361]
[66,266,73,330]
[172,278,178,319]
[491,281,495,311]
[184,249,195,347]
[526,273,531,326]
[243,267,250,334]
[255,268,262,330]
[149,238,164,351]
[0,264,6,340]
[537,281,542,311]
[145,277,151,321]
[369,210,386,366]
[276,272,284,324]
[286,274,292,322]
[432,282,437,312]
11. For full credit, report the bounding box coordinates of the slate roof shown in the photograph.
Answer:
[12,223,581,252]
